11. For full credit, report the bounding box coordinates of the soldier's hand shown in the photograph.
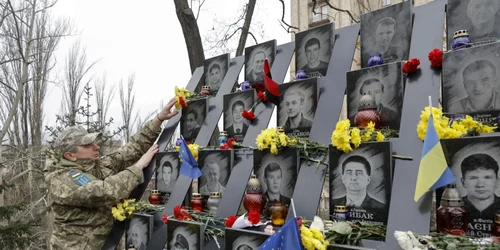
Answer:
[137,144,159,169]
[157,97,179,121]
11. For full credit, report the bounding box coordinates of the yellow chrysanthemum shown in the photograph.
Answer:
[361,130,372,142]
[270,143,279,155]
[366,121,375,131]
[278,133,288,147]
[461,115,477,129]
[300,225,313,238]
[301,236,315,250]
[335,119,350,132]
[375,131,385,141]
[350,128,361,148]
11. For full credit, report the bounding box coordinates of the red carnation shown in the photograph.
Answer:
[248,210,261,225]
[179,97,188,108]
[226,138,237,148]
[220,144,229,150]
[162,214,169,224]
[242,110,256,121]
[257,91,268,103]
[428,48,443,68]
[402,58,420,74]
[173,205,191,220]
[225,215,238,228]
[173,205,182,218]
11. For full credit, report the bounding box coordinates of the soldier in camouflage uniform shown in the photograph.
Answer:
[44,98,179,250]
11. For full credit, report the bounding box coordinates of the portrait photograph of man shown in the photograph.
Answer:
[441,136,500,238]
[277,78,317,137]
[223,90,254,142]
[254,147,298,211]
[329,142,392,225]
[155,152,179,193]
[447,0,500,48]
[442,42,500,120]
[197,150,232,197]
[244,40,276,83]
[167,219,203,250]
[204,53,230,92]
[126,214,153,250]
[360,1,411,68]
[225,228,270,250]
[295,23,334,78]
[180,98,207,143]
[346,62,404,130]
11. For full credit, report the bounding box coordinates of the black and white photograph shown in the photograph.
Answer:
[329,142,393,225]
[277,78,317,137]
[204,53,230,92]
[180,98,207,143]
[254,148,299,210]
[225,228,270,250]
[126,213,154,250]
[197,149,232,197]
[244,40,277,83]
[295,23,334,78]
[223,89,255,142]
[346,62,403,130]
[155,152,180,194]
[166,219,204,250]
[447,0,500,48]
[441,136,500,238]
[360,1,412,68]
[442,42,500,123]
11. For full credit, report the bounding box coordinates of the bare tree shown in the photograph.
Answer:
[61,40,98,125]
[119,74,138,143]
[94,72,116,134]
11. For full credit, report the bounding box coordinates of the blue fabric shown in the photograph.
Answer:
[258,218,304,250]
[178,138,202,179]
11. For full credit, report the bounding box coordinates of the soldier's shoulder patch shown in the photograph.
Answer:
[68,170,91,186]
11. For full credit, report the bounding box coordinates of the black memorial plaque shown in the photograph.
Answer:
[180,98,208,143]
[166,219,204,250]
[126,213,154,250]
[360,1,412,68]
[204,53,230,93]
[155,151,180,203]
[223,89,255,142]
[245,40,277,84]
[295,22,335,78]
[225,228,270,250]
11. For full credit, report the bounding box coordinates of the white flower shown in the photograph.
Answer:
[309,216,325,233]
[332,222,352,235]
[395,231,417,250]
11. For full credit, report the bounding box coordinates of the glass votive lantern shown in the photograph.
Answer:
[190,193,204,212]
[201,86,211,95]
[207,192,221,214]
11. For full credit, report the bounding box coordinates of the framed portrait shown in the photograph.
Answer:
[180,98,208,143]
[329,141,393,226]
[197,149,233,197]
[346,62,404,130]
[204,53,230,93]
[125,213,154,250]
[166,219,204,250]
[447,0,500,49]
[295,22,335,78]
[244,39,277,83]
[277,78,318,137]
[155,151,180,196]
[223,89,255,142]
[441,136,500,238]
[254,147,299,214]
[360,1,412,68]
[225,228,270,250]
[442,41,500,123]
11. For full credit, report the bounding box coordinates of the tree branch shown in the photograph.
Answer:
[278,0,298,33]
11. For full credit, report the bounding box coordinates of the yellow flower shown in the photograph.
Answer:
[335,119,350,132]
[350,128,361,148]
[300,225,313,238]
[366,121,375,131]
[301,236,315,250]
[310,228,324,240]
[481,125,497,133]
[174,96,182,110]
[461,115,477,129]
[270,143,279,155]
[331,130,352,153]
[375,131,385,141]
[175,146,180,151]
[361,130,372,142]
[278,133,288,147]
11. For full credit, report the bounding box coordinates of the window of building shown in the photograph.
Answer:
[312,5,328,23]
[382,0,391,6]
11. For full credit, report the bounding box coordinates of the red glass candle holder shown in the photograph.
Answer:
[148,190,162,205]
[191,193,204,212]
[492,213,500,243]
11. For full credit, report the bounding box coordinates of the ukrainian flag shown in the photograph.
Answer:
[414,113,456,202]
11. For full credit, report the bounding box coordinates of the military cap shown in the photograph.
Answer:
[174,233,189,249]
[54,126,102,153]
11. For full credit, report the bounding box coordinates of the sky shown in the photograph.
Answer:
[45,0,292,141]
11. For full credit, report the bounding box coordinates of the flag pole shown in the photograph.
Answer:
[428,95,432,109]
[290,198,297,218]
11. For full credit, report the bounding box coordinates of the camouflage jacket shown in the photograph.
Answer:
[44,120,162,250]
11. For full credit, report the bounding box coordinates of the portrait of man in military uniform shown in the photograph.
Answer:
[225,228,270,250]
[167,219,203,250]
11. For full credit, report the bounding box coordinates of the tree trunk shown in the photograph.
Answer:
[174,0,205,74]
[235,0,257,56]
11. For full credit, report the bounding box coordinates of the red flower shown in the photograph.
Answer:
[248,210,261,225]
[402,58,420,74]
[428,48,443,68]
[179,97,188,108]
[257,91,268,103]
[173,205,191,220]
[252,83,265,92]
[242,110,256,121]
[226,138,237,148]
[225,215,238,228]
[162,215,168,224]
[297,217,303,227]
[220,144,229,150]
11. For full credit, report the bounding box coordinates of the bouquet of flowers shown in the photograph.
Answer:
[331,120,397,153]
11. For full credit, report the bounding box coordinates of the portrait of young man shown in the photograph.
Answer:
[295,23,334,78]
[155,152,179,193]
[204,53,229,92]
[360,1,411,68]
[329,142,392,225]
[278,79,317,136]
[223,90,254,141]
[442,137,500,238]
[198,151,231,197]
[181,98,206,143]
[346,62,403,130]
